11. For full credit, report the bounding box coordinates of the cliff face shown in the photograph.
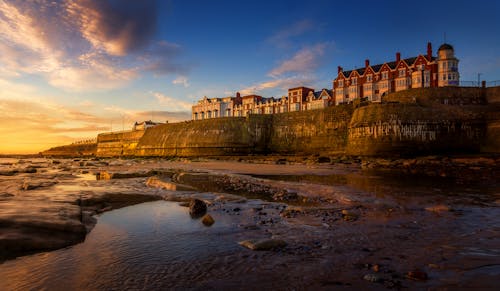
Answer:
[93,87,499,157]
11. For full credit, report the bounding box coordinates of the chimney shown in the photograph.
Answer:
[396,52,401,62]
[427,42,432,59]
[236,92,241,98]
[365,59,370,68]
[338,66,343,74]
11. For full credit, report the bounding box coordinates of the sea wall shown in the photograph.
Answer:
[134,117,271,157]
[96,130,145,157]
[267,105,353,155]
[42,143,97,157]
[346,104,485,156]
[483,86,500,153]
[93,87,499,157]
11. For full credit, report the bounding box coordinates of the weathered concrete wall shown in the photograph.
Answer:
[135,117,271,157]
[347,104,485,156]
[42,143,96,157]
[268,105,353,155]
[96,130,145,157]
[483,86,500,152]
[90,87,499,158]
[382,87,487,106]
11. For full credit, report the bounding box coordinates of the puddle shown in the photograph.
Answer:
[0,201,241,290]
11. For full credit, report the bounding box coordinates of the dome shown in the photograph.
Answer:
[438,43,454,51]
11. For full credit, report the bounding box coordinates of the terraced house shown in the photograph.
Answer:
[192,42,459,120]
[333,42,459,104]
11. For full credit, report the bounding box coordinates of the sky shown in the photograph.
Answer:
[0,0,499,154]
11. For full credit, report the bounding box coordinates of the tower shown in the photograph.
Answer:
[437,43,459,86]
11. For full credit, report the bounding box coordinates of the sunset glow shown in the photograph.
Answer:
[0,0,499,154]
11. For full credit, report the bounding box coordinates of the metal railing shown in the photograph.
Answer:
[460,80,500,87]
[71,138,97,145]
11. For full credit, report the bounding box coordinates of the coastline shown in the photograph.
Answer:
[1,156,499,289]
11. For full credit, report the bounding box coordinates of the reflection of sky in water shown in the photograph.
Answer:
[0,201,240,290]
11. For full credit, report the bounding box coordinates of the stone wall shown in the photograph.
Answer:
[91,87,499,158]
[483,86,500,152]
[135,117,270,157]
[42,143,97,157]
[96,130,145,157]
[347,104,485,156]
[268,105,353,155]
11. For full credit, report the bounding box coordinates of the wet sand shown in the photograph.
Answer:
[0,157,499,289]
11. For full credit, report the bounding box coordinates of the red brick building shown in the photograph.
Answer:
[333,43,459,104]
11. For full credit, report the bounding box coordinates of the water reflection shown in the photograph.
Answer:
[0,201,240,290]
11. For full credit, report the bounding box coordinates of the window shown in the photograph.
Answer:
[352,77,357,85]
[338,80,344,87]
[399,69,406,77]
[382,71,388,80]
[366,74,373,82]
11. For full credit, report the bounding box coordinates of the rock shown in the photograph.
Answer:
[201,214,215,226]
[363,273,383,283]
[425,205,450,213]
[97,171,113,180]
[341,209,358,221]
[275,158,287,165]
[406,270,428,281]
[372,264,380,272]
[238,239,287,251]
[20,181,57,190]
[146,176,194,191]
[273,190,299,201]
[317,156,331,163]
[189,198,207,218]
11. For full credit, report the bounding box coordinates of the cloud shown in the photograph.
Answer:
[65,0,157,56]
[268,20,314,48]
[239,75,315,95]
[153,92,193,111]
[0,0,187,92]
[269,43,327,77]
[172,76,190,87]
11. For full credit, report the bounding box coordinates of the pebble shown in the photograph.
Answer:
[201,214,215,226]
[363,273,383,283]
[406,270,428,281]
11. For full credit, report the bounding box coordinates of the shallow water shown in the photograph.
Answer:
[0,201,242,290]
[1,158,499,289]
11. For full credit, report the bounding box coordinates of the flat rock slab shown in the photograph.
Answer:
[238,239,287,251]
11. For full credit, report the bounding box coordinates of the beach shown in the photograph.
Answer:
[0,157,499,289]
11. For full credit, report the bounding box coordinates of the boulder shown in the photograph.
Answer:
[189,198,207,218]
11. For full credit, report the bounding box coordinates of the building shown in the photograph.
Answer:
[192,93,242,120]
[333,42,459,104]
[306,89,333,110]
[191,42,460,119]
[133,120,163,131]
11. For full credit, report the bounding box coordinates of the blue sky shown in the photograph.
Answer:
[0,0,499,153]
